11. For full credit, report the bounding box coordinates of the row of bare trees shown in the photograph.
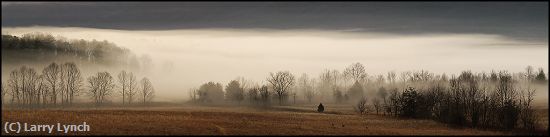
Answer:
[2,62,155,108]
[188,63,546,109]
[189,71,297,106]
[372,70,542,132]
[5,63,82,107]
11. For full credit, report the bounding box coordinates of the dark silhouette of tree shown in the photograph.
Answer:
[355,97,368,115]
[42,63,60,106]
[7,66,44,107]
[247,86,259,104]
[117,70,137,105]
[378,87,388,105]
[344,62,366,82]
[372,98,381,114]
[267,71,295,105]
[87,72,115,106]
[197,82,224,104]
[2,33,134,67]
[59,62,83,105]
[225,80,244,104]
[258,85,270,107]
[399,87,419,118]
[535,68,547,84]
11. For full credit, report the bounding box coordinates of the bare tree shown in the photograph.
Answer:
[189,88,198,102]
[519,85,537,130]
[525,65,534,82]
[126,74,138,104]
[8,66,41,107]
[372,98,381,114]
[87,72,116,106]
[117,71,128,104]
[236,76,252,93]
[344,62,367,82]
[355,97,368,115]
[8,68,22,105]
[319,69,340,103]
[267,71,295,105]
[117,70,138,105]
[139,77,154,104]
[258,85,270,107]
[247,86,259,104]
[60,62,82,105]
[298,73,315,103]
[387,71,397,85]
[400,71,412,87]
[42,63,60,105]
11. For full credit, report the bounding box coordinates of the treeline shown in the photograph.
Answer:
[1,33,155,73]
[186,62,547,132]
[1,62,155,108]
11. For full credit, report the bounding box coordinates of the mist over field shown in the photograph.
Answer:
[2,27,548,104]
[2,2,548,135]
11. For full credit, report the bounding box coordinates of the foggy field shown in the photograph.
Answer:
[1,2,548,136]
[2,105,547,135]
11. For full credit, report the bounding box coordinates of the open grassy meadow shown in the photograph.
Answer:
[3,104,546,135]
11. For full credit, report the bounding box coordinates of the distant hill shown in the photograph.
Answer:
[1,32,141,72]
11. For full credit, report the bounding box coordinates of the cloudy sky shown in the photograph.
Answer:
[2,2,548,41]
[2,2,548,101]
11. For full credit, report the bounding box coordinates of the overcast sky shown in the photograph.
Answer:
[2,2,548,42]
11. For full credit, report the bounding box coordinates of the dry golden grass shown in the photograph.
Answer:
[0,104,537,135]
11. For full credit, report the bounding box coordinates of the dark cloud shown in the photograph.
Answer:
[2,2,548,41]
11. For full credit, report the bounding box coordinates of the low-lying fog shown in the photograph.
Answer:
[2,26,548,104]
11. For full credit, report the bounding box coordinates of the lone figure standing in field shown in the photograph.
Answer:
[317,103,324,113]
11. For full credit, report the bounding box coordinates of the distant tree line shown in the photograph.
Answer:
[380,70,544,132]
[186,62,547,132]
[2,62,155,108]
[1,33,155,74]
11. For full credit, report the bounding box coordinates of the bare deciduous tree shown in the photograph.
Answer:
[87,72,116,106]
[42,62,60,105]
[387,71,397,85]
[117,70,138,105]
[344,62,366,82]
[258,85,270,107]
[355,97,368,115]
[139,77,154,104]
[372,98,381,114]
[189,88,198,102]
[267,71,295,105]
[60,62,82,105]
[298,73,315,103]
[8,66,41,107]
